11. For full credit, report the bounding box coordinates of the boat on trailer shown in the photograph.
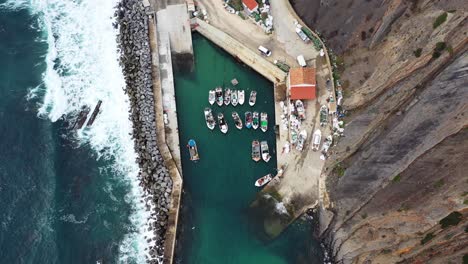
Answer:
[187,139,200,161]
[232,111,243,130]
[261,140,271,162]
[208,90,215,105]
[252,112,259,130]
[204,107,216,130]
[255,174,272,187]
[249,90,257,106]
[252,140,261,162]
[260,112,268,132]
[218,113,228,134]
[224,88,231,106]
[231,90,238,106]
[245,111,253,129]
[215,87,223,106]
[238,90,245,105]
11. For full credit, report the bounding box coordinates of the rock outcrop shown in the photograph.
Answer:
[291,0,468,262]
[115,0,173,262]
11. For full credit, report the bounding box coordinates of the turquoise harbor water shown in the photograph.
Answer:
[175,34,323,264]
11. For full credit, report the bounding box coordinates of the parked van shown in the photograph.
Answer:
[258,46,272,57]
[297,55,306,67]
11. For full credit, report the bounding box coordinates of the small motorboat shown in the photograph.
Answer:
[320,105,328,126]
[232,111,243,130]
[187,139,200,161]
[218,113,228,134]
[296,130,308,151]
[249,90,257,106]
[291,129,298,146]
[261,140,271,162]
[224,88,231,106]
[295,100,306,120]
[238,90,245,105]
[312,129,322,151]
[208,90,215,105]
[215,87,223,106]
[204,107,216,130]
[252,140,261,162]
[252,111,259,130]
[255,174,272,187]
[320,135,333,160]
[231,90,238,106]
[245,111,253,129]
[260,112,268,132]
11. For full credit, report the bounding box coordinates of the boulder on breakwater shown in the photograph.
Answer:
[115,0,172,262]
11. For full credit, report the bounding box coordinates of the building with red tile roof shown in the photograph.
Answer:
[242,0,259,13]
[289,67,316,100]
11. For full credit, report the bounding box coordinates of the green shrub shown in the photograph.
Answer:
[435,42,446,51]
[335,163,346,177]
[434,179,444,188]
[414,48,422,57]
[392,174,401,183]
[439,211,463,228]
[464,254,468,264]
[433,12,448,29]
[421,232,435,244]
[228,0,244,11]
[361,213,368,219]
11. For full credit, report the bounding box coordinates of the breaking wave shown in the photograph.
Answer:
[1,0,152,262]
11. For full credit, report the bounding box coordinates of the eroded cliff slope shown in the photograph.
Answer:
[291,0,468,263]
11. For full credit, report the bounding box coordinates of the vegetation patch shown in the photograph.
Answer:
[464,254,468,264]
[361,213,368,219]
[439,211,463,229]
[392,174,401,183]
[464,199,468,205]
[335,163,346,177]
[414,48,422,57]
[433,12,448,29]
[420,232,435,245]
[301,27,323,51]
[398,203,409,212]
[228,0,244,11]
[269,189,282,201]
[433,179,445,188]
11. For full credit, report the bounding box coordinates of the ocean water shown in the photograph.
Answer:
[174,34,323,263]
[0,0,152,263]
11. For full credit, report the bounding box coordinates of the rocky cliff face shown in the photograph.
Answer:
[290,0,468,263]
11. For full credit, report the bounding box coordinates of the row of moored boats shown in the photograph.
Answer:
[204,108,268,133]
[251,140,271,163]
[209,87,257,106]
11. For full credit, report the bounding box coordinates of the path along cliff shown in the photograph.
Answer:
[290,0,468,263]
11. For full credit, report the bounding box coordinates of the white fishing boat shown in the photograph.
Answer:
[252,140,261,162]
[231,90,238,106]
[218,113,228,134]
[295,100,306,120]
[249,90,257,106]
[245,111,253,129]
[232,111,243,130]
[296,130,308,151]
[224,88,231,106]
[204,107,216,130]
[255,174,272,187]
[238,90,245,105]
[320,135,333,160]
[208,90,215,105]
[187,139,200,161]
[261,140,271,162]
[260,112,268,132]
[312,129,322,151]
[252,112,259,130]
[215,87,223,106]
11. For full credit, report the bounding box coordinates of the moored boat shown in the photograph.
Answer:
[260,140,271,162]
[215,87,223,106]
[295,100,306,119]
[232,111,243,130]
[296,130,308,151]
[312,129,322,151]
[260,112,268,132]
[204,107,216,130]
[218,113,228,134]
[231,90,238,106]
[245,111,253,129]
[238,90,245,105]
[252,140,261,162]
[291,129,298,145]
[249,90,257,106]
[187,139,200,161]
[252,111,259,130]
[255,174,272,187]
[319,105,328,126]
[224,88,231,106]
[208,90,215,105]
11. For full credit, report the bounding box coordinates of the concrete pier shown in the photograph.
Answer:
[194,18,287,83]
[148,14,182,264]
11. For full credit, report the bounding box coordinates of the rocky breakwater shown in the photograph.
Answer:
[115,0,173,263]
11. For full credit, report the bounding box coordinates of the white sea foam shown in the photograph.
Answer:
[2,0,155,262]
